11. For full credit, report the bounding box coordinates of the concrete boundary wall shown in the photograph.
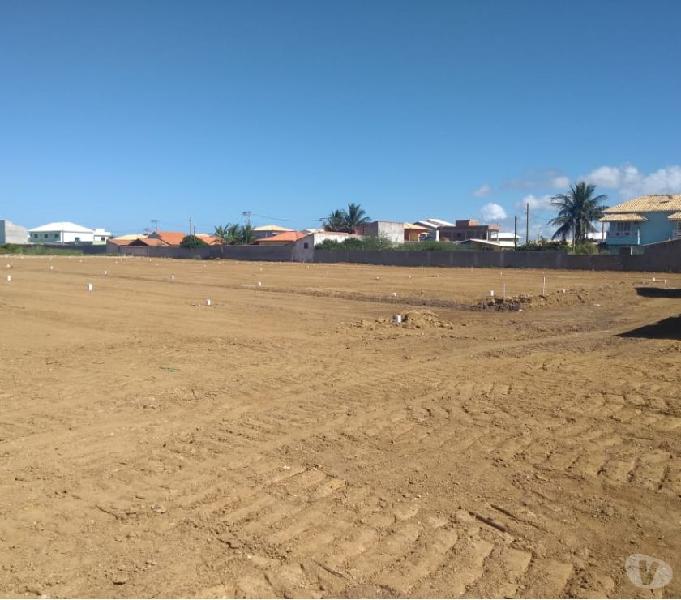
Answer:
[43,243,108,255]
[111,244,296,262]
[106,239,681,272]
[314,239,681,272]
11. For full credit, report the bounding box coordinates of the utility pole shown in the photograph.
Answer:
[189,217,192,236]
[514,215,518,250]
[525,203,530,245]
[242,211,252,227]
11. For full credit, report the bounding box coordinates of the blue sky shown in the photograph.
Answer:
[1,0,680,235]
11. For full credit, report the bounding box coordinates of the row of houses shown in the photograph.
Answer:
[0,220,112,245]
[4,194,680,251]
[252,219,519,249]
[249,195,681,249]
[109,231,222,248]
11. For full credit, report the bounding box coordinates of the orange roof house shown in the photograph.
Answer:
[196,234,222,246]
[128,237,166,247]
[254,231,306,245]
[148,231,186,246]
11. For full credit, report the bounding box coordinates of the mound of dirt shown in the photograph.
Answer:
[353,310,455,330]
[476,295,531,311]
[401,310,454,328]
[477,281,639,311]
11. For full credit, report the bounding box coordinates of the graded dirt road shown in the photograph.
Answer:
[1,256,680,598]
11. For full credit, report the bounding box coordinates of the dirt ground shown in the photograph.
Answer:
[1,256,680,598]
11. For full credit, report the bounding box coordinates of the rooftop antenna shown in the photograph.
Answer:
[151,219,159,233]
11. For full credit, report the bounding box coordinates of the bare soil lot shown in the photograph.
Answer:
[1,256,680,598]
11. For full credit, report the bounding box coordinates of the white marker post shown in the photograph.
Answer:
[87,283,93,292]
[6,275,11,283]
[206,298,212,307]
[489,290,495,298]
[542,275,546,296]
[257,281,262,287]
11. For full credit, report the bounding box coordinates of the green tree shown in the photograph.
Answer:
[549,182,607,245]
[345,202,370,230]
[324,209,349,232]
[238,223,255,244]
[180,234,208,248]
[324,203,370,233]
[214,223,240,245]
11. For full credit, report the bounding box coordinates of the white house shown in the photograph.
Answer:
[29,222,112,245]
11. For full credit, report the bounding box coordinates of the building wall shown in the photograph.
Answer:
[360,221,405,244]
[439,225,495,242]
[30,230,96,244]
[0,220,29,244]
[606,212,677,246]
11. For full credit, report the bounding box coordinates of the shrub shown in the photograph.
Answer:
[0,244,83,255]
[180,235,208,248]
[572,242,599,255]
[516,240,569,252]
[315,236,394,250]
[396,240,464,251]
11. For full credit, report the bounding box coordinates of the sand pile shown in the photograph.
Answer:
[354,310,454,330]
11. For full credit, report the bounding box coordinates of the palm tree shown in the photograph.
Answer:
[324,209,349,232]
[324,203,371,233]
[238,223,255,245]
[214,223,240,245]
[549,182,607,245]
[345,203,370,231]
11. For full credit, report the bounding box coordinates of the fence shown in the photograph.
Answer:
[106,238,681,272]
[314,244,681,272]
[110,243,296,262]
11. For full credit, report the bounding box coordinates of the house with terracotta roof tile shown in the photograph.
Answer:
[148,231,186,246]
[600,194,681,246]
[254,231,306,245]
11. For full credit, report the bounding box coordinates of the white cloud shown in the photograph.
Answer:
[551,176,569,189]
[519,194,554,211]
[480,202,507,222]
[473,184,492,197]
[584,164,681,198]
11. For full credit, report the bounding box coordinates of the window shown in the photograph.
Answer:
[612,222,632,236]
[43,233,48,239]
[303,242,309,249]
